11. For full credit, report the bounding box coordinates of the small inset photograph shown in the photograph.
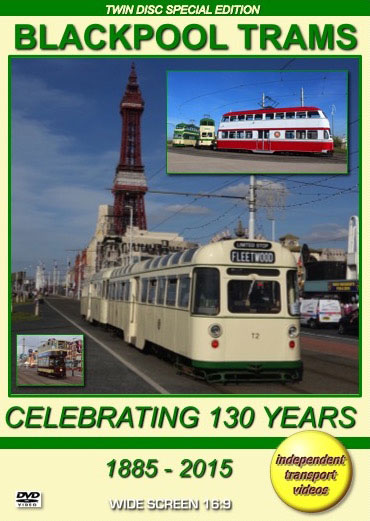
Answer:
[167,70,348,174]
[16,335,84,386]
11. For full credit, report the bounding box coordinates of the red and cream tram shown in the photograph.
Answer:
[216,106,333,155]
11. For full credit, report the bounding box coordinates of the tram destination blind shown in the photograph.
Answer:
[230,250,275,263]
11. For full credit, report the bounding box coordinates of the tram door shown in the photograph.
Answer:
[256,130,270,151]
[128,277,139,344]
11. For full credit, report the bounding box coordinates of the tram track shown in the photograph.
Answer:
[169,146,347,164]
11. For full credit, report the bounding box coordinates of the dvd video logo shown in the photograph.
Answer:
[15,491,42,508]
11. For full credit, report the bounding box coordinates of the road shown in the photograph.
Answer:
[11,297,358,395]
[17,366,83,386]
[168,147,347,174]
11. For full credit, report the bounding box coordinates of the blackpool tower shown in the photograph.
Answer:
[112,63,148,235]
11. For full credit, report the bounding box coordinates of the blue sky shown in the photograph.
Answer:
[17,335,81,355]
[167,69,347,138]
[11,58,358,278]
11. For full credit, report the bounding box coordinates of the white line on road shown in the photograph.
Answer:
[45,300,170,394]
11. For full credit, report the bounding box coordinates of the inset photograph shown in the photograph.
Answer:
[167,70,348,174]
[16,335,84,386]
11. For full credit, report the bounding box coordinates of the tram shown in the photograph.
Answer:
[196,117,216,148]
[81,240,302,383]
[172,123,199,147]
[216,106,333,155]
[37,350,67,378]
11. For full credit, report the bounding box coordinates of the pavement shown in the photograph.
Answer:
[167,149,347,174]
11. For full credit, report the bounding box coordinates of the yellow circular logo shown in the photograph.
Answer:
[270,431,352,512]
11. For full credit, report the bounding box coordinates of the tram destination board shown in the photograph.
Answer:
[233,241,272,250]
[230,250,276,264]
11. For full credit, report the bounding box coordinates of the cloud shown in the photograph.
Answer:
[220,182,249,197]
[11,110,116,271]
[302,223,348,243]
[218,180,289,213]
[13,73,87,113]
[165,204,211,215]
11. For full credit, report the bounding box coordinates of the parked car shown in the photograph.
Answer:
[300,299,342,328]
[338,309,359,335]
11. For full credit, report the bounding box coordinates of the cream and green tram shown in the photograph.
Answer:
[196,117,215,148]
[82,240,302,382]
[172,123,200,147]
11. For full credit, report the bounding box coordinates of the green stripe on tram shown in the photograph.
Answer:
[192,360,302,369]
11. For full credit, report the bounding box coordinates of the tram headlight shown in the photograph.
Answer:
[209,324,223,338]
[288,326,299,338]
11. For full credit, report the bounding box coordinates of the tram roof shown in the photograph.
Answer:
[200,118,215,125]
[223,106,321,116]
[175,122,199,129]
[98,240,297,280]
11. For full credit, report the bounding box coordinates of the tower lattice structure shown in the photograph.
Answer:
[112,63,147,236]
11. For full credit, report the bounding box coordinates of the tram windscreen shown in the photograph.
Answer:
[228,280,281,314]
[192,268,220,315]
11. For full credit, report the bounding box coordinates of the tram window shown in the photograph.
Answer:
[308,111,320,118]
[258,130,269,139]
[296,130,306,139]
[201,132,207,137]
[246,114,253,120]
[307,130,318,139]
[229,132,236,139]
[275,113,285,119]
[265,113,274,120]
[245,131,252,138]
[124,281,130,301]
[285,131,295,139]
[152,257,161,268]
[237,131,245,139]
[166,278,178,306]
[296,111,306,119]
[170,251,183,265]
[228,280,281,314]
[160,254,172,267]
[157,277,166,304]
[207,132,213,137]
[178,276,191,308]
[222,131,228,138]
[230,116,237,121]
[285,112,295,119]
[324,130,330,139]
[287,270,300,316]
[118,282,125,300]
[238,115,245,121]
[222,116,229,122]
[254,114,262,120]
[182,247,198,263]
[141,279,148,303]
[192,268,220,316]
[227,268,280,276]
[148,279,157,304]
